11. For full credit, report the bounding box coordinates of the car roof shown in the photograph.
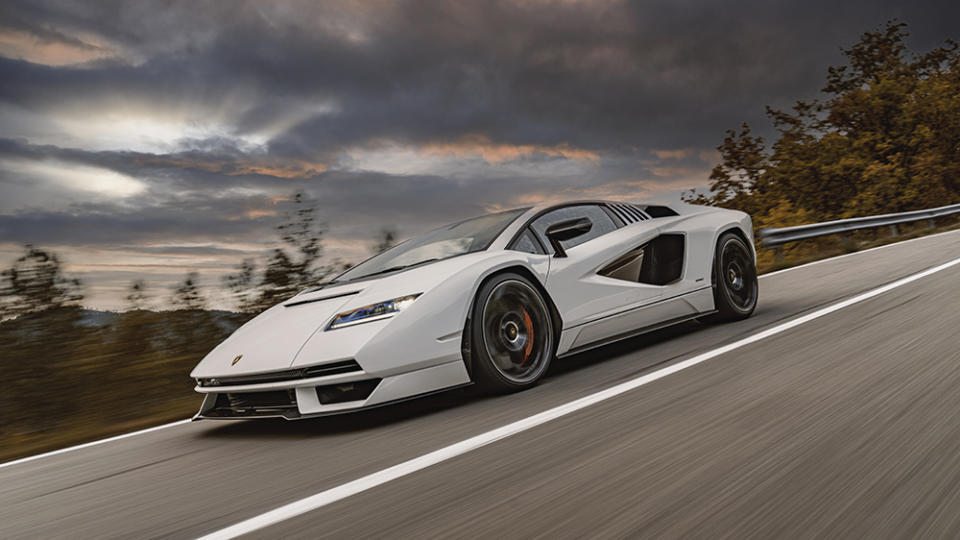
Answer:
[488,198,648,251]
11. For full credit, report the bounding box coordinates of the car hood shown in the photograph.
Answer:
[190,253,492,378]
[190,285,365,377]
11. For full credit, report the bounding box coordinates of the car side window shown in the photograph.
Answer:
[530,205,617,254]
[508,228,544,254]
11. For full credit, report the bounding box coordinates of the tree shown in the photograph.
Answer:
[372,227,399,255]
[0,245,86,434]
[223,258,259,314]
[276,192,326,284]
[107,280,158,387]
[126,280,149,311]
[684,123,768,215]
[0,245,83,319]
[171,272,205,310]
[258,248,299,308]
[0,246,238,457]
[167,272,222,368]
[685,20,960,228]
[224,192,339,314]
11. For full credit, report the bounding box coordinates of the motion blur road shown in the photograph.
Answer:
[3,230,960,539]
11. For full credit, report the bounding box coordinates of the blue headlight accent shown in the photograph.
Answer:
[327,294,421,330]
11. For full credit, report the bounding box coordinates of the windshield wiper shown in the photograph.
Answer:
[367,258,440,278]
[333,258,441,283]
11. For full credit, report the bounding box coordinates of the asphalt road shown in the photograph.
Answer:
[3,230,960,539]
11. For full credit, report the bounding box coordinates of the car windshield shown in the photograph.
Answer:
[330,207,528,283]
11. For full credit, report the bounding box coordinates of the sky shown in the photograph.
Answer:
[0,0,956,310]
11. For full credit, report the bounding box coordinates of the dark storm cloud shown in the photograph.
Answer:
[0,163,658,248]
[0,137,327,196]
[2,0,957,156]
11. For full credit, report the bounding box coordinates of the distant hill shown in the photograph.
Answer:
[6,308,246,335]
[77,309,120,327]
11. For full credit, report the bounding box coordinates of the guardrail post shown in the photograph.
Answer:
[928,219,936,229]
[889,224,899,236]
[774,246,784,264]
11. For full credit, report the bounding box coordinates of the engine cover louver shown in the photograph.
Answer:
[606,203,651,225]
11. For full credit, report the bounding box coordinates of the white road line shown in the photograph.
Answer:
[1,228,958,471]
[197,254,960,540]
[0,419,192,470]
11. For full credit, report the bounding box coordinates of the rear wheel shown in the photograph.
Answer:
[705,232,758,322]
[469,273,555,393]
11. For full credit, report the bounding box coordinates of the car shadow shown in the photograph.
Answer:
[195,318,711,441]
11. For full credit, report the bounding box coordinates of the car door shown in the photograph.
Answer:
[528,204,664,330]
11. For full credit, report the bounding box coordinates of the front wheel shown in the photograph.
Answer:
[705,232,758,322]
[468,273,555,393]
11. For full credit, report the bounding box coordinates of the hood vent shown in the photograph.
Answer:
[284,290,360,308]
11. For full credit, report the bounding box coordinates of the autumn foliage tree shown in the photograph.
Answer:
[685,21,960,234]
[225,192,341,316]
[0,247,86,434]
[0,195,371,460]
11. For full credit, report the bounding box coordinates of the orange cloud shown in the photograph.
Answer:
[133,156,327,179]
[499,180,657,209]
[420,134,599,163]
[649,165,705,178]
[232,160,328,178]
[244,209,278,219]
[0,28,112,66]
[652,148,693,160]
[652,148,721,165]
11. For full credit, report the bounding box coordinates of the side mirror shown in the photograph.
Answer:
[545,217,593,258]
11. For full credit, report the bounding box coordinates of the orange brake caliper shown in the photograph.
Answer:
[521,308,535,365]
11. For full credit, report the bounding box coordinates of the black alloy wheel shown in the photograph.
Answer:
[708,232,758,321]
[468,273,555,392]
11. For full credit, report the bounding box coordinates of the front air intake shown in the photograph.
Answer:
[198,359,363,387]
[316,379,380,404]
[204,390,300,418]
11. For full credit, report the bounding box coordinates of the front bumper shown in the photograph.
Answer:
[193,360,470,420]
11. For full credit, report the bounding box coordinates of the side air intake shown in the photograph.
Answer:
[598,234,685,285]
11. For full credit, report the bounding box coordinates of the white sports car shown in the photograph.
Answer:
[190,200,757,420]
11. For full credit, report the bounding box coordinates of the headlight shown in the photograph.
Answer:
[327,294,421,330]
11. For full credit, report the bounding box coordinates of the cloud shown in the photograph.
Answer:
[1,0,959,307]
[419,134,599,163]
[0,27,112,65]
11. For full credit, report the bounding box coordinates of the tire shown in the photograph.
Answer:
[468,272,556,393]
[704,232,758,322]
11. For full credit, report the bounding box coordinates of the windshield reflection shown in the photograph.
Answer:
[331,208,528,283]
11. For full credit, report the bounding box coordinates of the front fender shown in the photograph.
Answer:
[294,251,549,377]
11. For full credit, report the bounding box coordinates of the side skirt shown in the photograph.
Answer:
[557,286,715,358]
[557,310,717,358]
[558,311,714,358]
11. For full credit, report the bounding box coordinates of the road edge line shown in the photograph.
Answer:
[0,419,192,470]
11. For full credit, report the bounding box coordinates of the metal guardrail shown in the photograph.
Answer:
[758,202,960,248]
